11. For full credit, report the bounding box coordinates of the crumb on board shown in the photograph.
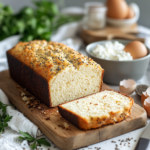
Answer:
[21,92,26,97]
[22,96,29,101]
[58,122,70,130]
[63,122,69,129]
[45,117,50,120]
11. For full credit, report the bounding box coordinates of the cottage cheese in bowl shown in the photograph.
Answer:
[92,41,133,61]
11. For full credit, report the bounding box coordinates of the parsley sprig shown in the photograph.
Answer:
[0,0,81,41]
[0,101,12,133]
[0,101,50,149]
[19,131,51,149]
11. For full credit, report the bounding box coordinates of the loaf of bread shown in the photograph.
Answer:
[58,90,134,130]
[7,40,104,107]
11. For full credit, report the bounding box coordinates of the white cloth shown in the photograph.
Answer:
[0,35,21,72]
[0,21,150,150]
[0,90,44,150]
[0,89,42,138]
[51,22,83,51]
[0,128,30,150]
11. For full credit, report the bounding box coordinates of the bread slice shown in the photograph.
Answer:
[58,90,134,130]
[7,40,104,107]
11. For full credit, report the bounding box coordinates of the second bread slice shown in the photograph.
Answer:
[58,90,134,130]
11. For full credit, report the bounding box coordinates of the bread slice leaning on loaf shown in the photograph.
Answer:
[58,90,134,130]
[7,40,104,107]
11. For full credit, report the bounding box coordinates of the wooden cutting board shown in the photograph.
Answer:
[0,70,147,150]
[81,24,145,44]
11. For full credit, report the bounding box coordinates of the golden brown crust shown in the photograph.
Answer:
[7,40,104,107]
[8,40,103,82]
[58,90,134,130]
[7,52,52,107]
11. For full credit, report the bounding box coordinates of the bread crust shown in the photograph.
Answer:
[58,90,134,130]
[7,52,52,107]
[99,70,105,92]
[8,40,104,81]
[7,40,104,107]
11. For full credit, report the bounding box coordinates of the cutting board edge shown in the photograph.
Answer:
[0,70,147,150]
[53,108,147,150]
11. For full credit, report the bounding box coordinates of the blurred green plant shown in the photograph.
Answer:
[0,0,81,41]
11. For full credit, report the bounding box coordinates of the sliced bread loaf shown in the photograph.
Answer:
[7,40,104,107]
[58,90,134,130]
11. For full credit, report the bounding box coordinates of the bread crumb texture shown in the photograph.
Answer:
[59,90,134,130]
[9,40,104,107]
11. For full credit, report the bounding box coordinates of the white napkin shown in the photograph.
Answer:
[0,89,42,138]
[0,35,21,72]
[0,128,30,150]
[51,22,83,50]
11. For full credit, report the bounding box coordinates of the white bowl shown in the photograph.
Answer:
[107,3,140,27]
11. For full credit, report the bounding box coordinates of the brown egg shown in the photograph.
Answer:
[106,0,128,19]
[124,41,147,59]
[126,7,135,19]
[143,97,150,117]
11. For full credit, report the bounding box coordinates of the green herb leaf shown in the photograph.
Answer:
[30,141,37,150]
[0,3,3,8]
[3,122,8,127]
[19,137,35,142]
[20,7,34,16]
[2,113,7,119]
[18,136,26,140]
[0,0,81,41]
[4,115,12,122]
[3,6,13,15]
[0,102,12,133]
[37,138,51,147]
[19,131,51,149]
[0,122,3,128]
[19,131,35,140]
[16,20,25,33]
